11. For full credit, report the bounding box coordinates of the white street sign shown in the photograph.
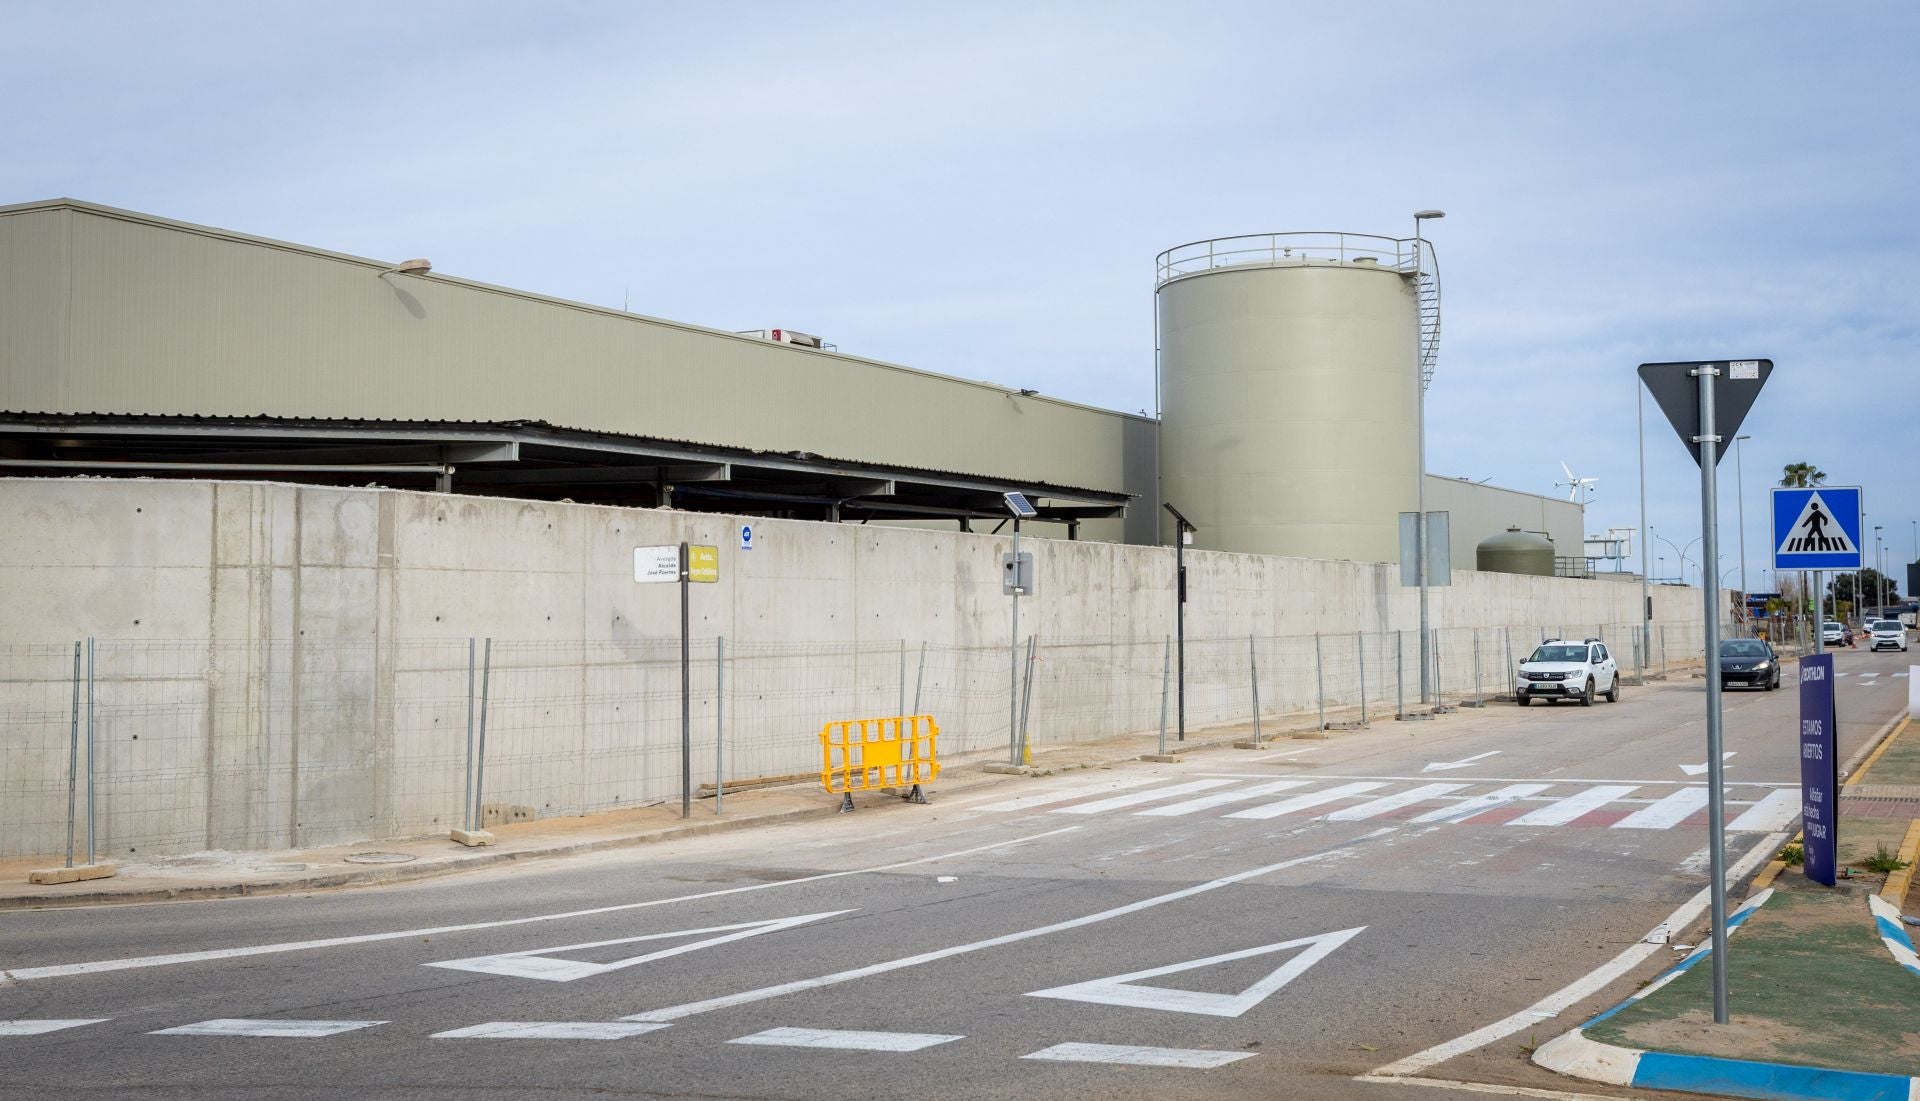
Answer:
[634,545,679,583]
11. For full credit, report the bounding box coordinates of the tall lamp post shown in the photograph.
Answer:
[1412,209,1444,702]
[1874,526,1884,617]
[1638,382,1652,663]
[1734,435,1751,636]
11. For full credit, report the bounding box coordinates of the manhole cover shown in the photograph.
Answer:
[343,852,415,865]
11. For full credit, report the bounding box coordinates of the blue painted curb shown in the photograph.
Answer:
[1533,889,1920,1101]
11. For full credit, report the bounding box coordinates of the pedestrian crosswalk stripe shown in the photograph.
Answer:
[974,775,1161,813]
[1408,784,1551,824]
[1508,785,1639,827]
[432,1021,668,1039]
[1224,781,1390,821]
[1021,1042,1255,1068]
[1726,789,1801,832]
[1051,778,1237,815]
[0,1020,108,1036]
[1320,783,1468,822]
[728,1027,963,1052]
[1613,788,1709,830]
[1135,779,1312,817]
[150,1019,385,1038]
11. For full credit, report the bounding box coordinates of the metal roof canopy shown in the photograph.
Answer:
[0,415,1127,526]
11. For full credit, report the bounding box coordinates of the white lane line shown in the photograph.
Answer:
[1353,1073,1644,1100]
[1612,787,1709,830]
[621,839,1369,1023]
[970,777,1161,813]
[3,827,1080,983]
[1203,771,1796,788]
[433,1021,669,1039]
[1409,784,1551,825]
[1507,785,1637,827]
[425,911,851,982]
[727,1027,962,1052]
[1319,783,1467,822]
[1242,747,1322,762]
[1224,781,1388,820]
[1679,751,1736,776]
[1021,1042,1254,1068]
[1727,788,1802,832]
[1052,779,1238,815]
[1368,828,1788,1078]
[1836,671,1851,677]
[150,1019,384,1038]
[1135,779,1311,817]
[0,1019,109,1036]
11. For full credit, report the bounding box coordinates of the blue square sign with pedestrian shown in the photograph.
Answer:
[1771,486,1863,570]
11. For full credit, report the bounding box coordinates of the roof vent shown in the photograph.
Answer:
[738,328,825,349]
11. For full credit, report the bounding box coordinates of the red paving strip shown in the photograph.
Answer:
[1839,798,1920,817]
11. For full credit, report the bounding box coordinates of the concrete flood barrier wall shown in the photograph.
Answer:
[0,478,1708,859]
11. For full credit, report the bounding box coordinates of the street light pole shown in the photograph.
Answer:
[1639,383,1652,665]
[1735,435,1750,636]
[1413,209,1444,704]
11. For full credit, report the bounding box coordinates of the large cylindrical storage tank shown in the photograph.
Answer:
[1157,234,1421,562]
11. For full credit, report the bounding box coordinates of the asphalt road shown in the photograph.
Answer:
[2,645,1911,1101]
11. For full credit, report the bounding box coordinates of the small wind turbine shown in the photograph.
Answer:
[1556,461,1599,503]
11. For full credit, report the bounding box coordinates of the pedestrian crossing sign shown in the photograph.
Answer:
[1771,486,1862,569]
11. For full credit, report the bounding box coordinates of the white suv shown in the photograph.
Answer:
[1869,621,1909,652]
[1516,639,1620,707]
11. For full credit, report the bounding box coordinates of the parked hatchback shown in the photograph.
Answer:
[1719,638,1780,690]
[1822,621,1846,645]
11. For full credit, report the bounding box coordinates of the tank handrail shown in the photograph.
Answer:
[1155,231,1422,288]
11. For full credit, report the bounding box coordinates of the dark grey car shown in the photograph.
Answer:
[1719,638,1780,690]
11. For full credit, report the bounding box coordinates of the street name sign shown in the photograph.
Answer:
[1638,359,1772,466]
[634,545,679,583]
[1798,653,1839,887]
[1771,486,1863,571]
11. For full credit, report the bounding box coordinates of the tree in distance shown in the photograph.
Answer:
[1779,461,1826,488]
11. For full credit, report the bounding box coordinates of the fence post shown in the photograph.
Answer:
[912,641,927,716]
[463,638,476,832]
[66,641,80,869]
[1314,632,1326,731]
[1248,635,1262,747]
[86,636,96,865]
[1395,630,1405,719]
[474,638,493,831]
[1017,636,1039,764]
[1158,636,1171,756]
[1504,628,1515,696]
[1357,632,1367,725]
[716,635,726,816]
[1472,628,1484,707]
[1660,625,1668,677]
[1434,634,1444,703]
[898,639,906,720]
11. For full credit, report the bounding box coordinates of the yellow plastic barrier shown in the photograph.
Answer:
[820,716,939,812]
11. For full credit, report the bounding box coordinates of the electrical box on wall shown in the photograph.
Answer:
[1002,552,1036,596]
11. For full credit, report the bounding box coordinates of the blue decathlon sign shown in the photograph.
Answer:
[1771,486,1863,570]
[1797,653,1839,887]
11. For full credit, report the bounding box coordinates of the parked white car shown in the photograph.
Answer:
[1515,638,1619,707]
[1869,621,1909,652]
[1821,621,1846,645]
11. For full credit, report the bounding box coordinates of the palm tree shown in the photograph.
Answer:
[1780,462,1826,488]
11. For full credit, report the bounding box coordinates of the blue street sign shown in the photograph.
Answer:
[1771,486,1863,570]
[1797,654,1839,887]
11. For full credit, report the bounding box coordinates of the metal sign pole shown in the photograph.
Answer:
[1694,364,1730,1024]
[1176,530,1186,741]
[680,541,692,819]
[1009,518,1021,765]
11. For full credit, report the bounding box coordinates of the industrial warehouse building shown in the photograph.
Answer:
[0,199,1578,561]
[1,199,1649,863]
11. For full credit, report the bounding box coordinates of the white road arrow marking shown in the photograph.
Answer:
[1421,750,1502,773]
[1680,752,1736,777]
[425,910,852,982]
[1025,926,1365,1017]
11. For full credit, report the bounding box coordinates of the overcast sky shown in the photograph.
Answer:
[6,2,1916,591]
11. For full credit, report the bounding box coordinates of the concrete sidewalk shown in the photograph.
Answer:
[1535,713,1920,1101]
[0,700,1353,910]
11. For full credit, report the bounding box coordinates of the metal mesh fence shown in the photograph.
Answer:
[1,620,1749,860]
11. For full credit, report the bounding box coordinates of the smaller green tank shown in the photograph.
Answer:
[1477,527,1555,576]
